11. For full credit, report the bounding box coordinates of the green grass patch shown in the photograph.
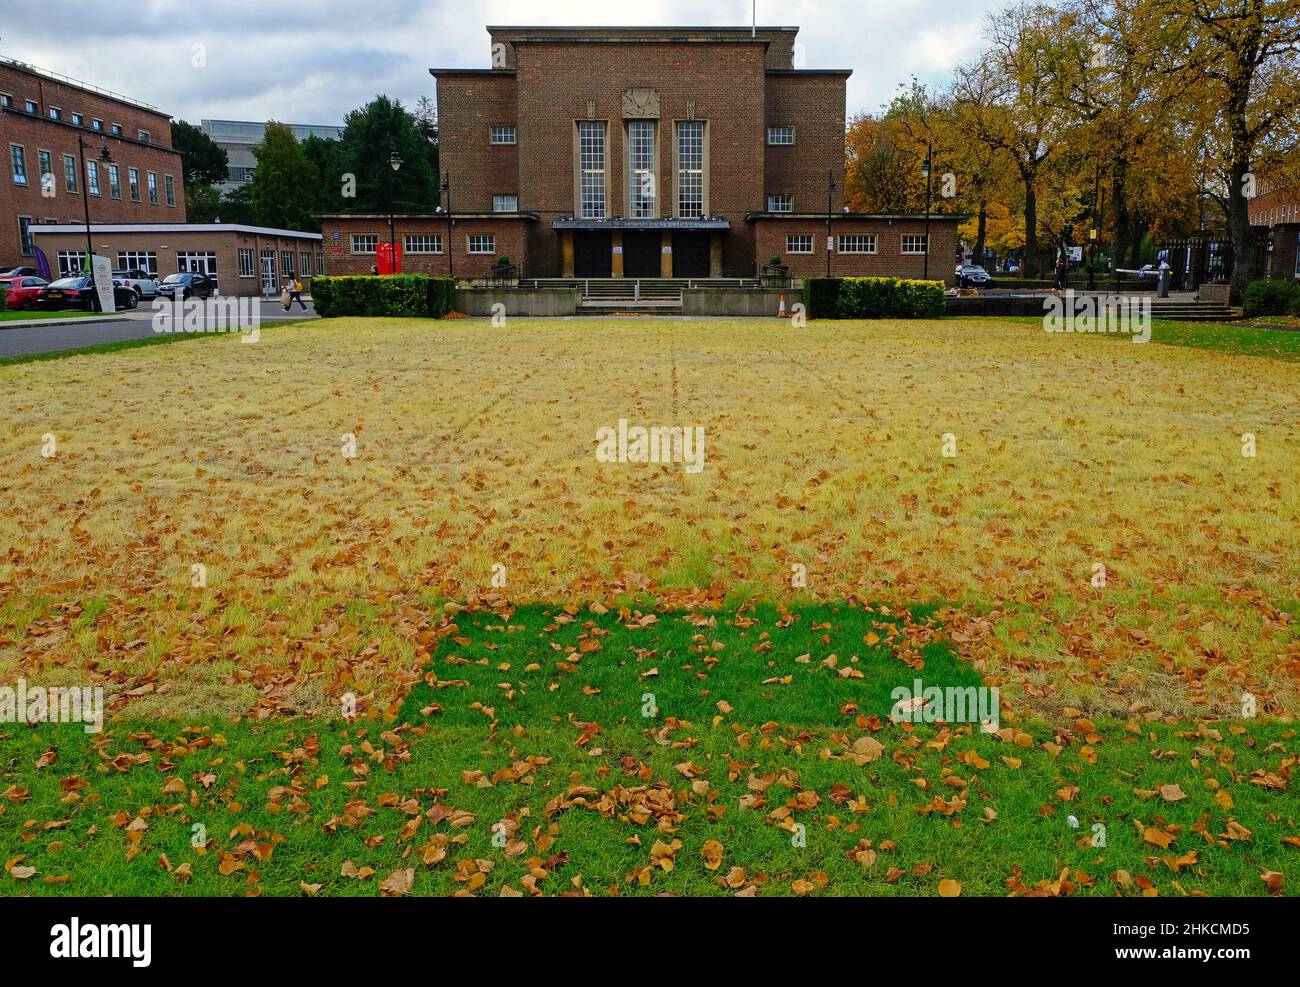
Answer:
[2,605,1294,897]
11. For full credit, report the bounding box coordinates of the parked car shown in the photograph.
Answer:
[0,274,49,309]
[36,275,138,311]
[955,264,993,288]
[157,271,216,300]
[113,269,161,299]
[0,265,42,278]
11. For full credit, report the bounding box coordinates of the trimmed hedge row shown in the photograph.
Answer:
[311,275,455,319]
[1242,277,1300,318]
[801,276,946,319]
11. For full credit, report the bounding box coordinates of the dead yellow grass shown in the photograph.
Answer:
[1,316,1297,720]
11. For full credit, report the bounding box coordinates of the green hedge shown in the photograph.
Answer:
[1242,278,1300,318]
[311,275,455,319]
[801,276,946,319]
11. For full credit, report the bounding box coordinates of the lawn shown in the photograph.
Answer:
[0,309,104,322]
[0,315,1296,895]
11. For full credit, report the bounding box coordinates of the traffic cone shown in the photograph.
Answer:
[778,294,786,318]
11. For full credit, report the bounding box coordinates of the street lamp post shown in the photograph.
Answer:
[921,140,933,281]
[825,170,835,277]
[76,136,113,275]
[440,173,452,278]
[386,150,403,274]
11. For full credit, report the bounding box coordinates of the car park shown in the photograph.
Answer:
[0,265,43,278]
[156,271,217,300]
[113,269,161,299]
[0,274,49,309]
[35,275,138,311]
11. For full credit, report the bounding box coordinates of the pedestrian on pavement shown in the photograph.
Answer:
[287,276,308,311]
[1054,254,1067,292]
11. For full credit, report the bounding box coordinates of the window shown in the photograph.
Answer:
[467,234,495,255]
[351,234,378,254]
[91,118,103,131]
[138,130,150,144]
[10,144,27,185]
[628,120,655,218]
[37,150,52,191]
[901,234,928,255]
[108,163,121,199]
[227,166,254,182]
[238,248,255,278]
[767,194,792,213]
[0,94,10,108]
[24,100,36,114]
[111,123,122,136]
[281,251,294,275]
[492,194,518,213]
[786,234,814,254]
[128,167,139,201]
[260,249,276,281]
[71,113,82,126]
[57,250,86,274]
[48,107,60,121]
[489,126,516,145]
[17,216,33,255]
[838,234,877,254]
[768,126,795,145]
[676,121,704,219]
[316,253,325,276]
[87,160,100,196]
[301,251,311,275]
[404,234,443,254]
[177,251,217,274]
[63,154,77,193]
[165,175,175,206]
[578,121,606,219]
[116,251,158,275]
[147,171,157,204]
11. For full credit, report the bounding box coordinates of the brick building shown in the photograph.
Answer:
[0,58,185,266]
[323,25,959,282]
[1248,185,1300,280]
[30,223,322,298]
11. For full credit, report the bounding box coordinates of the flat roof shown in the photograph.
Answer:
[319,212,538,220]
[486,25,798,31]
[745,212,969,222]
[767,69,852,76]
[554,218,730,230]
[32,223,322,240]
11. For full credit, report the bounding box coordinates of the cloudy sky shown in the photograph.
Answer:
[3,0,1005,126]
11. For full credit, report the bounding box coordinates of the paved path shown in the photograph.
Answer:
[0,299,317,357]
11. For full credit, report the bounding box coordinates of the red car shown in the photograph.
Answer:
[0,274,49,310]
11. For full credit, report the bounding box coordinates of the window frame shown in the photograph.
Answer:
[901,234,929,255]
[838,233,878,254]
[467,234,495,255]
[17,216,33,255]
[10,143,27,185]
[767,126,795,146]
[675,120,706,219]
[576,120,607,220]
[63,154,78,193]
[492,193,519,213]
[403,233,443,254]
[238,248,255,278]
[489,125,517,145]
[766,194,793,213]
[785,233,814,255]
[351,234,378,254]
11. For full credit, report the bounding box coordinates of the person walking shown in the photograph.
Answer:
[1053,254,1067,292]
[283,277,308,311]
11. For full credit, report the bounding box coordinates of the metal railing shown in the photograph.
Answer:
[755,261,793,289]
[1,56,161,113]
[471,260,527,287]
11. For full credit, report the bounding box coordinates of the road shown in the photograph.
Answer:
[0,298,318,358]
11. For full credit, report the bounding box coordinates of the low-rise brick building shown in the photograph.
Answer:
[324,25,960,283]
[0,58,186,266]
[32,223,323,298]
[1248,185,1300,280]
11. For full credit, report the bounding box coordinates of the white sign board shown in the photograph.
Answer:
[90,255,115,313]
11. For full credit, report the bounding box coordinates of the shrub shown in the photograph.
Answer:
[804,276,945,319]
[311,275,455,319]
[1242,277,1300,318]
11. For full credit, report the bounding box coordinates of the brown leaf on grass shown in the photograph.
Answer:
[2,786,29,801]
[1159,784,1187,802]
[1260,869,1284,895]
[700,840,724,871]
[938,878,962,897]
[300,880,324,896]
[381,868,414,896]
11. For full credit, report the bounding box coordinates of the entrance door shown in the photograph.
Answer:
[574,231,612,278]
[671,231,710,277]
[623,230,661,278]
[260,250,276,294]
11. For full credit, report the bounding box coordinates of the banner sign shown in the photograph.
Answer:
[91,255,115,312]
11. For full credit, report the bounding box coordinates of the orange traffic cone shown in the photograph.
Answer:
[778,294,786,318]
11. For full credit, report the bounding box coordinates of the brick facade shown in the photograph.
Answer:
[753,216,961,280]
[0,60,185,265]
[320,214,531,279]
[414,25,960,283]
[30,224,322,298]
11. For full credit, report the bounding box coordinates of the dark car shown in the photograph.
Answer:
[36,275,138,311]
[0,265,42,278]
[157,271,216,300]
[956,264,993,288]
[0,274,49,309]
